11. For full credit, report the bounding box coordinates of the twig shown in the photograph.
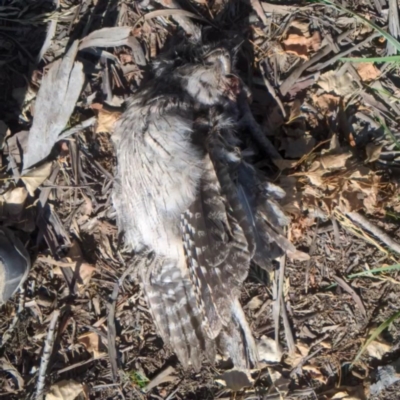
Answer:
[277,254,295,355]
[308,32,380,72]
[280,31,350,96]
[56,354,107,374]
[148,2,201,39]
[250,0,268,25]
[272,269,280,350]
[261,65,286,118]
[0,288,26,348]
[305,220,319,293]
[58,117,96,140]
[388,0,400,55]
[36,310,61,400]
[143,366,177,392]
[346,211,400,255]
[280,296,296,356]
[107,283,119,382]
[332,275,367,318]
[239,94,282,160]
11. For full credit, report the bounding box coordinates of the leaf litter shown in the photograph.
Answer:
[2,0,400,400]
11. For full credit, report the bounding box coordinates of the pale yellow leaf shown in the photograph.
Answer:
[355,62,380,81]
[3,187,28,215]
[247,295,263,310]
[78,332,101,358]
[21,162,52,196]
[96,109,122,134]
[331,392,361,400]
[46,380,84,400]
[366,340,391,360]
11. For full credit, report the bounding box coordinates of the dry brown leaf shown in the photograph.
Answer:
[289,20,310,36]
[366,340,391,360]
[78,332,102,358]
[282,34,309,58]
[296,343,310,357]
[312,93,340,111]
[21,162,53,196]
[302,365,327,384]
[286,99,303,123]
[355,63,380,81]
[306,171,325,187]
[273,159,299,170]
[317,71,358,96]
[365,143,383,163]
[78,264,96,286]
[216,369,254,391]
[283,136,316,158]
[46,380,84,400]
[91,103,122,134]
[319,152,352,170]
[66,240,96,286]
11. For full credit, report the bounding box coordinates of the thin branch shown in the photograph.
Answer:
[36,310,61,400]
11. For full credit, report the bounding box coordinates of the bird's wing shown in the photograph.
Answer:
[139,250,216,370]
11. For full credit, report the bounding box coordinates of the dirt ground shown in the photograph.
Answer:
[1,0,400,399]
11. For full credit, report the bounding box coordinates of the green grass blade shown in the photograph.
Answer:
[347,264,400,278]
[340,56,400,63]
[315,0,400,53]
[324,264,400,290]
[351,310,400,367]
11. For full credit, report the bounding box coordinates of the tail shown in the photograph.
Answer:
[138,249,258,370]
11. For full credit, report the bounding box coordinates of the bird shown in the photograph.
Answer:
[111,32,301,370]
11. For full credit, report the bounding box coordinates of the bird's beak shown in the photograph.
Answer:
[204,48,231,75]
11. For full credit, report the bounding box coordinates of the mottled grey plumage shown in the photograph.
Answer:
[112,36,295,369]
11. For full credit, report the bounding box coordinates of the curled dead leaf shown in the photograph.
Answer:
[311,93,340,112]
[21,162,53,196]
